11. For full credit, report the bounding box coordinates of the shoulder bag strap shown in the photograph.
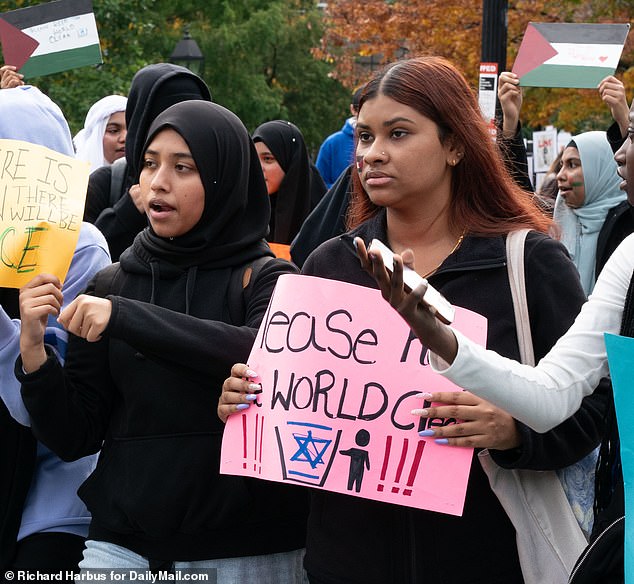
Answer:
[505,229,535,366]
[479,229,586,584]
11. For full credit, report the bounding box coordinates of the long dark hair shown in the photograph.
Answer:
[347,56,553,235]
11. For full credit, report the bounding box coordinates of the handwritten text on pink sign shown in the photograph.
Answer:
[220,274,488,515]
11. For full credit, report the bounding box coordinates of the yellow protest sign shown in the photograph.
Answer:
[0,138,89,288]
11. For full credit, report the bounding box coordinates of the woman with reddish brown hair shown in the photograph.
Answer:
[346,56,551,237]
[220,56,607,583]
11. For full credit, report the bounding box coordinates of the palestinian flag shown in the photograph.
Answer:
[512,22,630,88]
[0,0,101,79]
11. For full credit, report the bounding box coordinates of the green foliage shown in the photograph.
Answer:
[1,0,349,153]
[199,1,350,152]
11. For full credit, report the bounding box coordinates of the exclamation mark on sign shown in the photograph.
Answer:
[377,435,392,492]
[377,436,426,496]
[391,438,410,494]
[242,414,248,469]
[242,413,265,473]
[254,413,259,471]
[403,440,425,496]
[258,415,265,474]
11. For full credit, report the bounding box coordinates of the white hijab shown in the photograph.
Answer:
[73,94,127,173]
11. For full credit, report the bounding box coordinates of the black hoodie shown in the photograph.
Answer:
[19,101,308,562]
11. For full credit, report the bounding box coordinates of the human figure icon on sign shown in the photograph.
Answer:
[340,429,371,493]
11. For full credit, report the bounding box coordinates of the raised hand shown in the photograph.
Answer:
[354,237,458,363]
[497,72,523,139]
[598,75,630,138]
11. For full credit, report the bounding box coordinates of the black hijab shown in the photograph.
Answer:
[252,120,326,244]
[125,63,212,183]
[134,100,273,270]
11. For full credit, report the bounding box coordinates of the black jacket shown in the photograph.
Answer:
[595,122,634,278]
[596,201,634,278]
[18,254,308,562]
[290,165,353,268]
[300,210,607,584]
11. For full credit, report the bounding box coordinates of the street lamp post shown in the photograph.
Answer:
[169,26,204,76]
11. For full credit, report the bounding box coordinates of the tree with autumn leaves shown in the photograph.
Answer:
[316,0,634,134]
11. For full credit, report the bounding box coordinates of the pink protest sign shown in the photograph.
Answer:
[220,274,488,515]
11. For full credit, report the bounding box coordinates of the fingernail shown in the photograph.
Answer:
[236,403,250,410]
[248,383,261,392]
[245,369,257,378]
[245,394,258,401]
[415,392,433,399]
[411,409,429,417]
[418,430,435,437]
[435,438,449,445]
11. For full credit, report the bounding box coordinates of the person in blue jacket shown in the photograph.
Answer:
[315,87,362,189]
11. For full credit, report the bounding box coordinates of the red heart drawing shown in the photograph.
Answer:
[599,56,608,62]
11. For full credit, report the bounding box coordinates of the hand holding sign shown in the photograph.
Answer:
[19,272,63,373]
[218,363,261,423]
[413,390,521,450]
[220,274,488,515]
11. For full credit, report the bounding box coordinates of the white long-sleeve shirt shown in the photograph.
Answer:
[431,233,634,433]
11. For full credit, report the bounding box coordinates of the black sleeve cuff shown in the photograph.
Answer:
[15,345,60,382]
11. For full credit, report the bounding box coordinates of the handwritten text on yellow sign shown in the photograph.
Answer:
[0,139,89,288]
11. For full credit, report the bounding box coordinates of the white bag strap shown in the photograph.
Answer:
[505,229,535,366]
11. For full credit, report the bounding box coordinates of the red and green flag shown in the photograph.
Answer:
[0,0,102,79]
[513,22,630,88]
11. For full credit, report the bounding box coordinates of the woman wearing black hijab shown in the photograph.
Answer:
[17,101,308,581]
[84,63,213,261]
[252,120,326,253]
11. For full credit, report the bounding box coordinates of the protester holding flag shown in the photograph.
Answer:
[220,56,608,584]
[0,85,110,578]
[355,95,634,583]
[16,100,308,582]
